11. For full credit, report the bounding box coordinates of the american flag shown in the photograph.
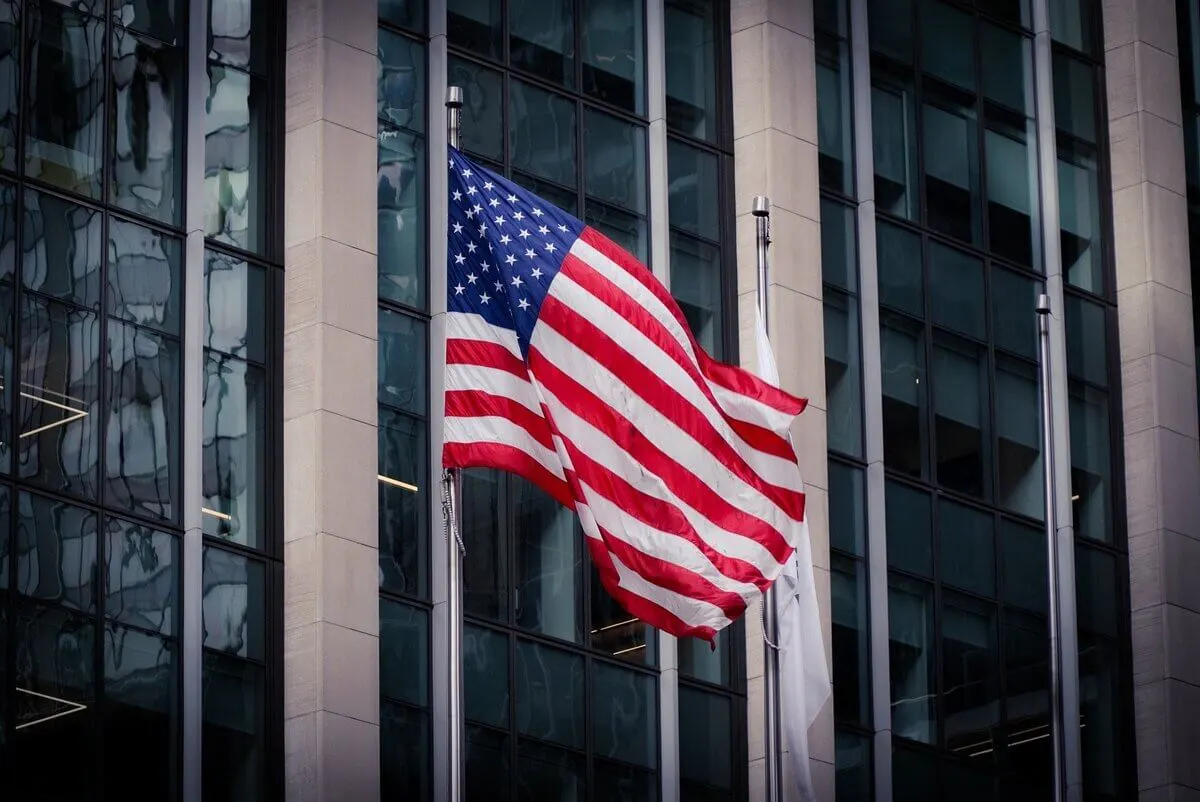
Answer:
[442,147,809,642]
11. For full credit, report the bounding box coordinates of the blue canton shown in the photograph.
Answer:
[447,148,586,357]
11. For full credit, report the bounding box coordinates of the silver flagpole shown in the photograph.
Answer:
[755,195,783,802]
[1037,293,1067,802]
[445,86,465,802]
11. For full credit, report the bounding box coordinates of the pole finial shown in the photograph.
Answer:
[752,195,770,217]
[446,85,464,108]
[1037,293,1051,315]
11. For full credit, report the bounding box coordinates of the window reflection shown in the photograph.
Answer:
[832,553,870,725]
[889,575,936,744]
[669,232,723,358]
[205,65,263,253]
[680,686,733,796]
[0,0,17,171]
[592,661,657,768]
[109,218,181,335]
[379,28,426,133]
[16,491,99,611]
[449,0,502,58]
[590,563,655,664]
[105,517,177,635]
[664,0,717,140]
[515,639,585,748]
[204,250,265,362]
[379,125,427,310]
[938,500,995,597]
[103,624,177,800]
[378,408,428,596]
[996,355,1043,519]
[510,80,577,190]
[932,333,988,499]
[22,189,103,309]
[581,0,644,113]
[515,477,582,642]
[450,56,503,162]
[880,313,926,478]
[510,0,574,88]
[209,0,263,74]
[818,34,854,195]
[464,623,509,728]
[202,650,265,802]
[826,291,864,458]
[201,546,265,661]
[872,75,920,221]
[202,352,265,548]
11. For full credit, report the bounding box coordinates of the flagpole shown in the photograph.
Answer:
[755,195,783,802]
[444,85,465,802]
[1037,293,1067,802]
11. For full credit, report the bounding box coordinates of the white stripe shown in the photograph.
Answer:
[444,415,565,482]
[446,311,522,360]
[446,363,542,417]
[547,270,803,492]
[607,550,733,633]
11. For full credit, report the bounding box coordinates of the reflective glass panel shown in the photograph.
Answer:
[584,109,646,214]
[517,740,586,799]
[938,499,995,596]
[22,188,103,309]
[670,231,723,357]
[585,201,649,263]
[868,0,913,63]
[381,599,429,705]
[942,594,1000,754]
[380,0,426,32]
[933,331,990,497]
[667,138,719,238]
[981,24,1032,114]
[818,35,854,195]
[825,291,864,458]
[996,355,1043,519]
[466,726,510,802]
[928,242,984,340]
[379,29,426,133]
[382,699,432,800]
[1078,635,1123,798]
[510,80,576,189]
[1052,51,1096,143]
[202,651,265,802]
[1001,518,1046,613]
[886,480,932,577]
[835,730,873,802]
[593,761,656,801]
[462,468,506,621]
[1074,543,1118,636]
[592,661,657,768]
[0,0,17,170]
[679,622,732,685]
[832,552,870,725]
[515,477,582,642]
[109,217,182,335]
[816,0,849,36]
[881,313,927,477]
[202,352,265,548]
[19,295,101,500]
[581,0,645,113]
[204,249,266,363]
[992,267,1039,359]
[680,686,733,795]
[0,486,9,586]
[921,0,975,91]
[378,124,427,309]
[464,623,509,727]
[201,546,265,661]
[829,460,866,556]
[378,308,428,416]
[450,56,503,162]
[106,319,178,521]
[985,117,1038,269]
[378,408,428,597]
[888,574,936,744]
[205,65,265,253]
[448,0,501,57]
[114,0,182,43]
[104,517,177,635]
[16,491,98,610]
[923,99,981,245]
[103,625,176,800]
[110,27,183,223]
[821,197,857,292]
[0,184,12,474]
[591,564,656,664]
[876,219,922,317]
[979,0,1031,27]
[209,0,266,75]
[510,0,574,88]
[1058,140,1102,293]
[872,75,920,220]
[25,3,105,198]
[1064,293,1107,386]
[1049,0,1097,54]
[664,0,718,140]
[515,639,585,748]
[1069,383,1111,543]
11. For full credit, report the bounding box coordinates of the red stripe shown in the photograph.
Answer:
[446,338,526,378]
[445,390,554,451]
[579,226,807,415]
[528,345,796,563]
[537,291,807,523]
[558,254,799,464]
[442,442,574,509]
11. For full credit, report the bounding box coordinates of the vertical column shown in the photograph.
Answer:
[730,1,835,798]
[283,0,382,799]
[1103,2,1200,798]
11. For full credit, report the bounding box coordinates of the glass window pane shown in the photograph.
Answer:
[892,740,938,799]
[921,0,975,91]
[591,563,656,664]
[821,197,857,292]
[378,29,425,134]
[923,100,981,245]
[106,319,178,520]
[835,729,873,802]
[938,499,995,596]
[203,352,266,548]
[378,308,428,416]
[378,408,429,598]
[933,333,989,499]
[510,80,577,189]
[593,661,657,768]
[881,313,927,477]
[670,231,723,358]
[978,0,1031,27]
[872,76,920,220]
[201,546,265,660]
[1052,52,1096,143]
[379,0,426,33]
[829,460,866,556]
[1069,383,1111,543]
[209,0,266,75]
[382,699,432,801]
[584,201,649,264]
[205,65,266,253]
[109,218,182,335]
[1075,543,1118,636]
[103,625,176,801]
[450,56,503,162]
[581,0,645,113]
[1078,635,1124,798]
[816,0,849,36]
[0,184,12,475]
[113,0,182,42]
[942,594,1000,754]
[104,517,177,635]
[25,3,105,198]
[0,0,17,171]
[464,623,509,727]
[992,267,1039,359]
[510,0,574,88]
[981,24,1032,114]
[929,242,984,340]
[202,651,265,802]
[818,35,854,196]
[466,725,510,802]
[13,604,96,798]
[985,117,1039,269]
[667,139,719,238]
[825,291,863,458]
[886,480,932,577]
[664,0,717,140]
[462,468,506,621]
[1001,518,1047,613]
[22,188,103,309]
[680,686,733,792]
[111,28,183,223]
[517,739,587,799]
[515,477,583,642]
[996,355,1044,519]
[381,598,430,705]
[448,0,501,57]
[512,169,578,215]
[204,249,266,362]
[15,492,98,610]
[679,621,733,685]
[1049,0,1096,54]
[868,0,913,63]
[0,487,8,586]
[1064,294,1107,386]
[832,552,870,725]
[584,109,646,214]
[1058,140,1102,292]
[593,760,657,801]
[876,219,922,317]
[379,125,427,310]
[19,296,101,500]
[888,574,936,744]
[515,639,585,748]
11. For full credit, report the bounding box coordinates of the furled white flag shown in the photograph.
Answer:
[754,304,832,801]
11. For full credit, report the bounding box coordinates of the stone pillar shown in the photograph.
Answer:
[731,1,835,798]
[283,0,382,799]
[1103,1,1200,798]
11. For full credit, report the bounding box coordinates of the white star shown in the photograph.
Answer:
[465,208,475,219]
[558,224,569,232]
[538,225,549,235]
[533,208,544,217]
[544,242,557,253]
[467,185,478,195]
[531,267,544,279]
[452,222,464,234]
[518,298,531,311]
[453,283,465,295]
[525,248,536,259]
[513,211,525,221]
[466,272,478,284]
[466,242,477,253]
[454,253,466,265]
[505,254,517,266]
[511,275,524,288]
[494,280,503,292]
[452,190,462,201]
[473,204,483,214]
[484,181,495,191]
[500,234,512,245]
[462,168,473,178]
[478,224,488,236]
[479,292,490,304]
[519,229,531,239]
[449,158,455,168]
[494,215,506,226]
[481,260,491,272]
[506,194,518,203]
[489,198,501,208]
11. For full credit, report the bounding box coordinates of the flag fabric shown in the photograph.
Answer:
[442,146,809,642]
[755,307,831,802]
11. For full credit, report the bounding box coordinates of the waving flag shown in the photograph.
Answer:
[442,147,809,641]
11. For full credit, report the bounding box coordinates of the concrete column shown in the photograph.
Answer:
[731,1,835,798]
[1102,1,1200,798]
[283,1,382,800]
